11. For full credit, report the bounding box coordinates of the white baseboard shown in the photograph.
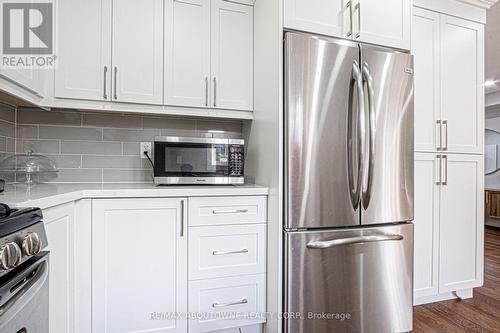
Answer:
[414,288,473,305]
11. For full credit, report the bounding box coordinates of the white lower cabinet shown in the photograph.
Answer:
[91,198,187,333]
[189,224,266,280]
[44,200,92,333]
[189,275,266,333]
[45,202,75,333]
[44,194,266,333]
[414,153,483,304]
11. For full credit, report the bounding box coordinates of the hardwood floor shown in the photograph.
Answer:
[413,227,500,333]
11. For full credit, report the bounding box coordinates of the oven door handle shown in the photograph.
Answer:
[0,255,49,323]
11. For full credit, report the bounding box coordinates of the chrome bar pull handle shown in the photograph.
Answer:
[442,120,448,151]
[345,1,353,38]
[361,62,375,209]
[435,155,442,185]
[212,209,248,215]
[205,77,209,107]
[436,120,442,150]
[113,67,118,100]
[212,249,249,256]
[347,61,365,210]
[103,66,108,99]
[213,77,217,107]
[355,2,361,39]
[307,234,404,249]
[212,298,248,308]
[442,155,448,185]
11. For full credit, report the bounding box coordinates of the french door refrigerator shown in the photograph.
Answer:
[284,31,414,333]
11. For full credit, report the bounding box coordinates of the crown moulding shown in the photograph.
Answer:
[457,0,499,8]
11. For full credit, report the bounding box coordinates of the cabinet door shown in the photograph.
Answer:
[413,153,440,300]
[412,8,440,153]
[356,0,411,50]
[439,154,484,292]
[112,0,164,104]
[92,198,187,333]
[44,203,76,333]
[283,0,348,39]
[0,68,43,97]
[211,0,253,111]
[165,0,211,108]
[440,16,484,154]
[55,0,112,101]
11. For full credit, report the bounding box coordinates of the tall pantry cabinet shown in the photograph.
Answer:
[412,6,484,304]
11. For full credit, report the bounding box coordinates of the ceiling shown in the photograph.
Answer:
[486,1,500,94]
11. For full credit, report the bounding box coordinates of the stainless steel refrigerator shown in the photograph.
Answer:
[284,31,414,333]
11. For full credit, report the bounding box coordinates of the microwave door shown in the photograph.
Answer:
[154,141,229,184]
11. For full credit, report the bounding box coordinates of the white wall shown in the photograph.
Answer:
[485,117,500,186]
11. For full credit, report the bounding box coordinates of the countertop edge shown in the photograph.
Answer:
[1,185,270,210]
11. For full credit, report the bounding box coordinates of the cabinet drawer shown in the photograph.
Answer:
[189,225,266,280]
[212,324,263,333]
[189,275,266,333]
[189,196,267,226]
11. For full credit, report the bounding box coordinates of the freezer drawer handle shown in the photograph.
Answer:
[212,209,249,215]
[213,249,249,256]
[212,298,248,308]
[306,234,404,249]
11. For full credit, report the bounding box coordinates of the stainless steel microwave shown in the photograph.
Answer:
[153,136,244,185]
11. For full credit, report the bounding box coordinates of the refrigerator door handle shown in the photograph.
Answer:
[347,61,366,209]
[307,233,404,249]
[361,62,375,209]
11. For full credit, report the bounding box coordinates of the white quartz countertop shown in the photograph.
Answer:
[0,183,269,209]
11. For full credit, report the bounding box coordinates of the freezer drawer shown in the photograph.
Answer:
[284,223,413,333]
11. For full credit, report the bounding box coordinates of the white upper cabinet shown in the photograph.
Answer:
[438,154,483,293]
[284,0,347,38]
[412,8,440,152]
[412,8,484,154]
[355,0,411,50]
[440,16,484,154]
[55,0,163,105]
[283,0,410,49]
[112,0,164,104]
[55,0,112,101]
[211,0,254,110]
[165,0,211,108]
[92,198,187,333]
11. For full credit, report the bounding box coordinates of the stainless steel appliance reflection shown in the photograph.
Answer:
[284,31,414,333]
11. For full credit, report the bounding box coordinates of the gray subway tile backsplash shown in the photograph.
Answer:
[17,108,82,126]
[103,169,154,183]
[103,128,160,142]
[39,125,103,141]
[61,141,122,155]
[17,139,60,154]
[0,107,243,183]
[82,112,143,129]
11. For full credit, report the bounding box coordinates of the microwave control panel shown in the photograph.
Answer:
[229,145,244,177]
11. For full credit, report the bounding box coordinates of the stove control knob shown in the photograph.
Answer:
[0,242,22,270]
[23,232,42,256]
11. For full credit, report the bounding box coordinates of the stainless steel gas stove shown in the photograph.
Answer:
[0,203,49,332]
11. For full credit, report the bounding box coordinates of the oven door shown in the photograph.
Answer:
[0,252,49,333]
[154,137,230,184]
